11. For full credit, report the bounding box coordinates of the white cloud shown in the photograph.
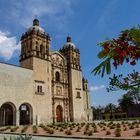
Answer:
[0,0,78,60]
[90,85,105,91]
[10,0,77,31]
[0,31,20,60]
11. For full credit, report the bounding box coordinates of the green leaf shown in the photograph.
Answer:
[97,51,105,59]
[106,59,111,75]
[92,58,111,77]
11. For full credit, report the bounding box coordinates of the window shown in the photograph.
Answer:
[55,72,60,82]
[35,80,44,95]
[37,85,40,92]
[40,86,42,92]
[76,92,81,98]
[37,85,43,93]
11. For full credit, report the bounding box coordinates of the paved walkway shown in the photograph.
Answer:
[0,133,140,140]
[0,134,87,140]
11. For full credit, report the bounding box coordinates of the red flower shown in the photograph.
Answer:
[122,32,128,37]
[103,43,109,49]
[129,46,136,51]
[130,60,136,66]
[114,47,120,53]
[120,50,127,57]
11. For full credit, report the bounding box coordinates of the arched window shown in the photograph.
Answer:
[55,72,60,82]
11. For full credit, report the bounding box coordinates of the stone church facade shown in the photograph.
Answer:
[0,19,92,126]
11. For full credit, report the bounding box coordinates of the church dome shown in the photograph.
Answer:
[63,36,76,49]
[27,18,45,34]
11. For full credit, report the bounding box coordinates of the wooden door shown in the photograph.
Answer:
[56,105,63,122]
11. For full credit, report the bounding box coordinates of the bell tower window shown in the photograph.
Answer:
[76,92,81,98]
[55,72,60,82]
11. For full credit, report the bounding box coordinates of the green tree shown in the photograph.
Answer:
[118,93,134,112]
[104,103,116,119]
[92,106,104,120]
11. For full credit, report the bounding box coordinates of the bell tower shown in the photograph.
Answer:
[20,18,51,69]
[20,19,53,124]
[60,36,81,70]
[60,36,84,122]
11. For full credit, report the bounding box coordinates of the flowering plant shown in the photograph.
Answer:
[92,27,140,92]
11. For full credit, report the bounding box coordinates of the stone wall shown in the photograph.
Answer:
[0,62,34,125]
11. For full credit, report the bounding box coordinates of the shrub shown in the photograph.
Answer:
[47,128,54,134]
[121,121,125,125]
[10,126,19,132]
[116,123,121,128]
[39,124,51,133]
[84,130,87,135]
[87,130,93,136]
[85,124,89,129]
[123,127,127,131]
[65,129,72,135]
[128,123,131,126]
[59,128,64,132]
[32,125,38,133]
[102,127,106,131]
[91,123,96,128]
[123,124,126,127]
[76,123,80,126]
[76,126,81,132]
[0,126,11,132]
[115,128,121,137]
[136,124,139,128]
[106,130,111,135]
[70,127,73,130]
[135,130,140,136]
[93,128,98,133]
[21,125,28,133]
[129,125,134,129]
[81,122,85,127]
[110,125,115,129]
[99,125,103,128]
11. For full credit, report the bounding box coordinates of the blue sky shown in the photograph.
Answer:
[0,0,140,107]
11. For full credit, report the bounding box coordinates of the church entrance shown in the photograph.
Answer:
[19,103,33,125]
[56,105,63,122]
[0,102,16,126]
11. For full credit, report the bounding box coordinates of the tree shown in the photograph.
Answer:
[128,90,140,105]
[118,93,134,112]
[92,27,140,93]
[92,106,104,120]
[104,103,116,119]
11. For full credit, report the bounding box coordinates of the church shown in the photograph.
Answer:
[0,19,92,126]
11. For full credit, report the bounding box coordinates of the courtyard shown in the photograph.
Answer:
[0,121,140,139]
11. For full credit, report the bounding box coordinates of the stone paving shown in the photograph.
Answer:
[0,134,88,140]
